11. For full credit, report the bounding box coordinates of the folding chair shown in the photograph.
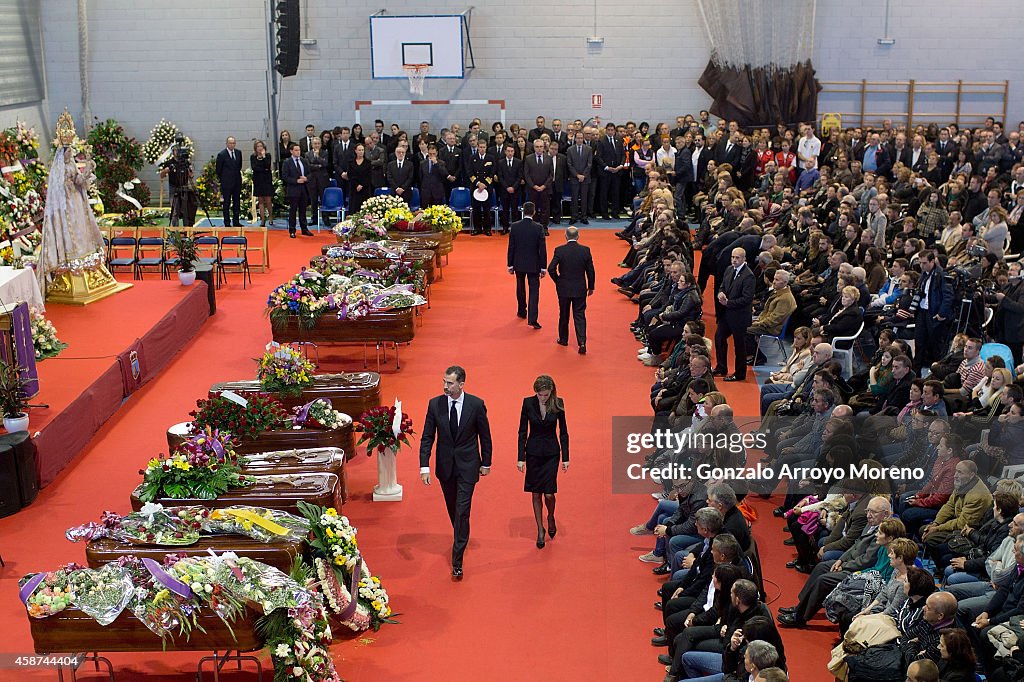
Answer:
[136,237,167,279]
[407,187,422,212]
[752,315,792,366]
[321,187,346,227]
[194,236,221,287]
[107,236,139,279]
[219,236,252,288]
[375,187,391,196]
[448,187,472,231]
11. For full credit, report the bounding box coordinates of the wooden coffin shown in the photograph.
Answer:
[406,250,436,283]
[130,473,341,514]
[85,534,307,573]
[243,446,348,500]
[167,420,354,463]
[271,307,415,345]
[30,607,263,654]
[388,229,452,255]
[209,371,381,417]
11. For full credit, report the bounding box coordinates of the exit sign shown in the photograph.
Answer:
[591,94,602,109]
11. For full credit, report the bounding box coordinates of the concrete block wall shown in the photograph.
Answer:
[26,0,1024,190]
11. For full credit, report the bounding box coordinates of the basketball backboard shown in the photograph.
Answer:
[369,12,474,79]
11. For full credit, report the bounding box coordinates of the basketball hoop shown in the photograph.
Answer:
[403,64,430,96]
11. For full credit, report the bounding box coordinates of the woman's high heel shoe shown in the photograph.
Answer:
[536,529,546,549]
[548,516,557,538]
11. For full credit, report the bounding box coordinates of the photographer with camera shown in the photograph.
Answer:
[159,136,197,227]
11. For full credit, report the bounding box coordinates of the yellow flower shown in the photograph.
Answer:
[325,527,335,538]
[325,508,338,517]
[334,556,345,566]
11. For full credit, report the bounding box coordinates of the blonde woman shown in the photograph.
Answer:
[517,375,570,548]
[767,326,813,385]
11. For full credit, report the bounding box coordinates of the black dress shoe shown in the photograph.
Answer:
[654,601,662,611]
[578,345,586,354]
[785,560,801,569]
[517,312,527,319]
[289,231,296,238]
[783,538,795,546]
[795,563,814,574]
[452,567,463,580]
[777,606,798,615]
[536,535,545,549]
[711,367,727,377]
[301,229,314,236]
[651,635,668,647]
[529,322,542,330]
[657,654,672,666]
[653,627,665,636]
[548,517,557,537]
[556,339,568,346]
[777,612,803,627]
[723,375,744,382]
[580,219,589,225]
[773,506,786,517]
[652,563,671,575]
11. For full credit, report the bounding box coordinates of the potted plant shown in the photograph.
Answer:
[0,360,29,433]
[167,230,197,285]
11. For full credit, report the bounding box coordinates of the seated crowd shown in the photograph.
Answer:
[618,113,1024,681]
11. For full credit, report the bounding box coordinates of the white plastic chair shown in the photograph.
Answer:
[830,321,865,379]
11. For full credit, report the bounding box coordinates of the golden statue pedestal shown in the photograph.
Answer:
[46,258,132,306]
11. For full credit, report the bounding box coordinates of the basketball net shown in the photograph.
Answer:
[403,64,429,96]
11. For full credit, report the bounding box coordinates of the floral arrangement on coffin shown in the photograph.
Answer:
[355,194,407,221]
[417,204,463,233]
[66,505,210,546]
[333,213,388,241]
[354,404,414,456]
[256,341,316,397]
[307,255,362,277]
[336,288,372,321]
[19,563,82,618]
[190,393,289,441]
[266,269,331,329]
[137,428,254,502]
[381,205,416,230]
[325,240,408,260]
[29,307,67,361]
[370,285,427,310]
[66,504,309,546]
[140,119,194,165]
[297,502,397,632]
[292,398,349,430]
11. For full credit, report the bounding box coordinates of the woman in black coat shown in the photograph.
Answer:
[347,144,373,215]
[517,375,569,548]
[250,140,274,226]
[816,285,864,343]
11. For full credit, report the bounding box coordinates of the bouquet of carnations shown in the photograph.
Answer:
[19,563,81,618]
[256,341,316,397]
[266,270,331,329]
[66,563,136,625]
[382,205,416,230]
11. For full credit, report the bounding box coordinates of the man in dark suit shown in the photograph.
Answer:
[676,137,711,216]
[438,131,462,194]
[523,139,554,229]
[527,115,554,142]
[332,127,355,194]
[419,365,493,580]
[298,124,317,155]
[281,142,313,237]
[418,144,448,208]
[548,140,568,226]
[548,227,596,354]
[714,247,756,381]
[913,250,954,373]
[413,121,437,148]
[596,123,625,219]
[467,138,494,235]
[385,145,415,201]
[215,136,243,226]
[567,135,593,224]
[549,118,568,147]
[507,202,547,328]
[496,144,523,234]
[375,119,392,151]
[715,130,742,171]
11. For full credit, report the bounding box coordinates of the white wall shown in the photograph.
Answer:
[31,0,1024,190]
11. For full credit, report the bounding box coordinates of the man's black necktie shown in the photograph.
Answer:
[449,400,458,440]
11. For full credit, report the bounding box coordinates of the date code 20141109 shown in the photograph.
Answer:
[0,654,84,668]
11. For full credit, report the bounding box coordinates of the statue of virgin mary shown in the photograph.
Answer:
[37,109,128,304]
